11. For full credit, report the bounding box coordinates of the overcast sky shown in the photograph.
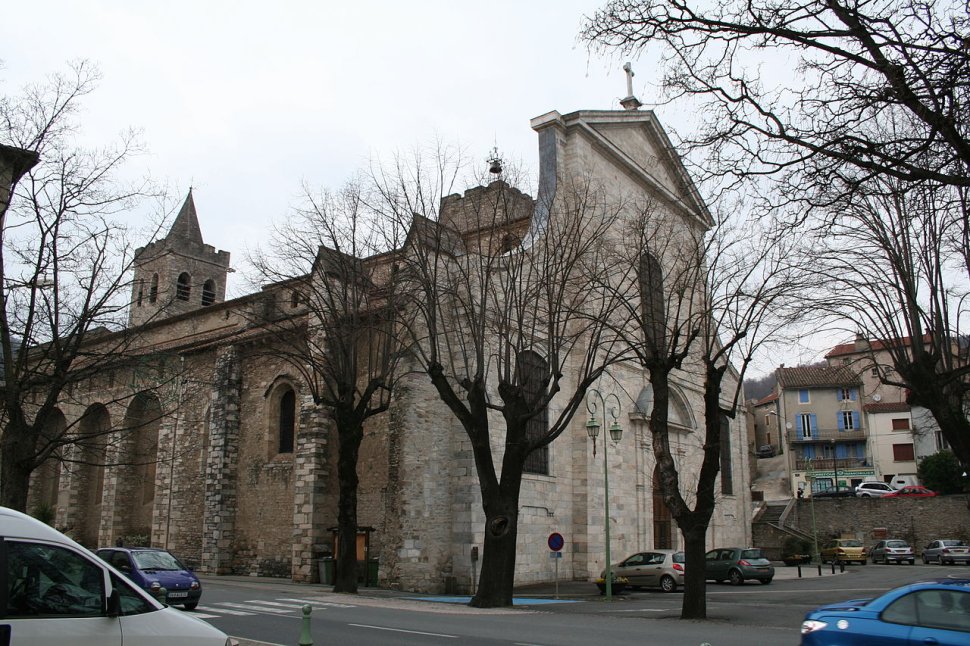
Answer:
[2,1,646,259]
[2,1,837,375]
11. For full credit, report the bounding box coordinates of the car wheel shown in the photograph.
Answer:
[861,493,871,497]
[861,559,867,565]
[759,578,772,585]
[908,560,915,565]
[596,584,605,594]
[660,575,677,593]
[728,569,743,586]
[184,601,198,610]
[922,555,929,564]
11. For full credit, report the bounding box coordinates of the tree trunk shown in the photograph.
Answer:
[0,418,34,512]
[680,523,708,619]
[333,417,363,593]
[470,497,519,608]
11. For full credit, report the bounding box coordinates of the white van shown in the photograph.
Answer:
[0,506,232,646]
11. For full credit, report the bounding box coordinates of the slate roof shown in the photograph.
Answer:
[776,365,861,389]
[166,190,204,245]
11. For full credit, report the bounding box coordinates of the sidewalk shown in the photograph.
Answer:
[204,559,845,604]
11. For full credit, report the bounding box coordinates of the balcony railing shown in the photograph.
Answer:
[787,428,866,443]
[794,457,871,471]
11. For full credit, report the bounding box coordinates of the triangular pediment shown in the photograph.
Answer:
[587,120,707,223]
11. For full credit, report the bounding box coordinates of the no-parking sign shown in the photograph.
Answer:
[547,532,564,552]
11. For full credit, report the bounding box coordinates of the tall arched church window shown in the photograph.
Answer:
[201,279,216,306]
[638,252,666,354]
[516,350,549,475]
[278,388,296,454]
[149,274,159,303]
[176,273,191,301]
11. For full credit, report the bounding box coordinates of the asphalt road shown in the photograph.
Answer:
[179,562,968,646]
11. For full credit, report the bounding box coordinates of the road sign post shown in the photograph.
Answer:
[548,533,565,599]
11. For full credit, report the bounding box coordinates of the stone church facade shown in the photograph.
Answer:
[26,103,753,592]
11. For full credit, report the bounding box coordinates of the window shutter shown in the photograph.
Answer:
[836,443,848,458]
[852,411,860,429]
[837,412,845,431]
[810,414,818,434]
[850,388,858,401]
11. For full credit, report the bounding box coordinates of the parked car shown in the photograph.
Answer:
[820,538,867,565]
[923,539,970,565]
[705,547,774,585]
[869,539,916,565]
[0,506,231,646]
[855,481,897,498]
[593,574,629,595]
[601,550,685,593]
[96,547,202,610]
[800,578,970,645]
[884,485,938,498]
[756,444,776,458]
[812,486,855,498]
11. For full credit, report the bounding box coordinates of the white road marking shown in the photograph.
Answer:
[216,602,292,614]
[348,623,458,638]
[277,597,356,608]
[186,612,221,619]
[196,606,254,616]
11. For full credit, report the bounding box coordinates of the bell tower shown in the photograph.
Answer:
[129,190,231,327]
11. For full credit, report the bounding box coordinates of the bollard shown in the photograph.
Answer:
[840,561,845,573]
[831,561,836,574]
[797,564,802,578]
[298,604,312,646]
[155,586,167,604]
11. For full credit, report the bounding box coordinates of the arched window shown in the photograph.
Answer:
[278,388,296,454]
[516,350,549,475]
[176,273,191,301]
[149,274,159,303]
[638,252,666,354]
[136,279,144,307]
[201,279,216,306]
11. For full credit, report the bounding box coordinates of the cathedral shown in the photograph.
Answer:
[25,100,753,592]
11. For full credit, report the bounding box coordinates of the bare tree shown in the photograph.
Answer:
[581,0,970,190]
[597,199,801,618]
[807,175,970,466]
[247,179,406,593]
[0,62,158,511]
[369,149,628,607]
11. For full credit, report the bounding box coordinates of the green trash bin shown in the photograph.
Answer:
[318,557,334,584]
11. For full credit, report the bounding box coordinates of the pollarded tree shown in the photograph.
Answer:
[369,149,629,608]
[247,179,408,593]
[1,62,162,511]
[595,196,803,619]
[806,173,970,468]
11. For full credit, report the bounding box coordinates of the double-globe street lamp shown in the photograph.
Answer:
[585,388,622,601]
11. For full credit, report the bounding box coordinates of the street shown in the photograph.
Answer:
[179,562,967,645]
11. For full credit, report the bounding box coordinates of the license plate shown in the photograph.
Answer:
[167,591,188,598]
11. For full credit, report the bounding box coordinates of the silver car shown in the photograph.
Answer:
[870,539,915,564]
[922,539,970,565]
[855,481,897,498]
[604,549,685,592]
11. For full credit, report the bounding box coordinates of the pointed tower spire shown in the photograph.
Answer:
[167,189,204,244]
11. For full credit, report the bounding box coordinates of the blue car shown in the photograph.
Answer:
[96,547,202,610]
[801,578,970,645]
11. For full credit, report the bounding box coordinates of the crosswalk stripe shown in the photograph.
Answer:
[186,612,221,619]
[217,602,292,614]
[197,606,254,616]
[239,600,308,610]
[277,597,356,608]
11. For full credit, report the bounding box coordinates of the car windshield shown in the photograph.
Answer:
[839,540,863,547]
[741,549,765,559]
[132,550,184,571]
[672,552,685,564]
[886,541,908,548]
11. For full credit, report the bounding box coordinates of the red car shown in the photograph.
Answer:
[883,485,937,498]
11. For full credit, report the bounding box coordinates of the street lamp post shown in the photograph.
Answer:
[806,458,821,574]
[586,388,622,602]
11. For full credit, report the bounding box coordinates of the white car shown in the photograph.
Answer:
[0,506,232,646]
[855,481,897,498]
